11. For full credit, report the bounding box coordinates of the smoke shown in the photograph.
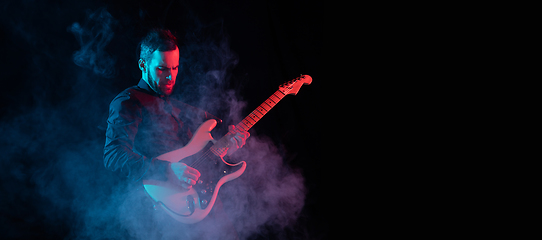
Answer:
[0,4,308,240]
[68,7,118,78]
[172,16,307,238]
[175,18,240,117]
[221,136,306,239]
[0,2,125,239]
[174,20,307,239]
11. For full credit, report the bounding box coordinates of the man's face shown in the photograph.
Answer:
[143,46,179,96]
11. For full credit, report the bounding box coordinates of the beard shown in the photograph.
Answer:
[146,71,174,96]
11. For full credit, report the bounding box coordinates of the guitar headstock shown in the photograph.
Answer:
[279,75,312,95]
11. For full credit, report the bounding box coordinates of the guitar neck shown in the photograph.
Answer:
[236,89,286,132]
[210,89,286,156]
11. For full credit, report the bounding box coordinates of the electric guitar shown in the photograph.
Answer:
[142,75,312,224]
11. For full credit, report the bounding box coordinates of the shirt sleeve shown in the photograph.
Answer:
[103,92,170,181]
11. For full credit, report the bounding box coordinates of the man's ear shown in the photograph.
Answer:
[138,59,146,72]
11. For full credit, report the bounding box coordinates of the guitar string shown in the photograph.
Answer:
[189,131,236,169]
[188,109,258,169]
[188,102,278,168]
[189,146,218,169]
[184,88,290,170]
[187,121,251,169]
[189,122,248,169]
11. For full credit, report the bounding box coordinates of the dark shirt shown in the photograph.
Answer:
[104,79,220,181]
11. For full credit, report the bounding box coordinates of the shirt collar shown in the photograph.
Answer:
[137,79,167,99]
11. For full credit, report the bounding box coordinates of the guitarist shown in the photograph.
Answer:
[103,29,249,239]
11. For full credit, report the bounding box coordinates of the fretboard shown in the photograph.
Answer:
[210,89,287,157]
[236,89,286,131]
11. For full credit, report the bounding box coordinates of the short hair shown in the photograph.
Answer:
[139,29,178,63]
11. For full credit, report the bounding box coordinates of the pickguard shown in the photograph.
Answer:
[142,75,311,224]
[181,142,243,209]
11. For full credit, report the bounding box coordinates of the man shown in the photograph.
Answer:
[104,29,248,239]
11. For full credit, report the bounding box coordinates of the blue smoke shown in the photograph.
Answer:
[0,3,312,239]
[68,8,118,78]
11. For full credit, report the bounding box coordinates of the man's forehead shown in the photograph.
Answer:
[150,47,179,66]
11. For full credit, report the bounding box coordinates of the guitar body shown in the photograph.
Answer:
[141,74,312,224]
[142,119,246,224]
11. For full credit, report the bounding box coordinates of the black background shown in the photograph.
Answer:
[0,0,326,239]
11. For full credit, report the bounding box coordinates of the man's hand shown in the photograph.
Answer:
[169,162,201,189]
[225,125,250,156]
